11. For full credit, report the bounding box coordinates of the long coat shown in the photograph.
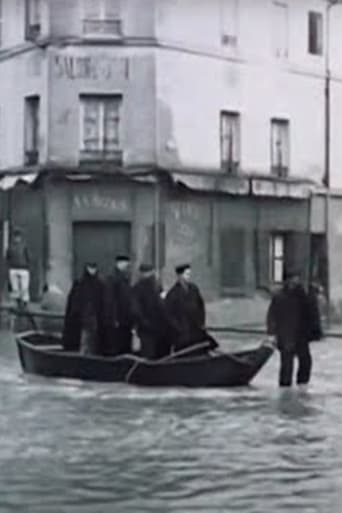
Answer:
[62,271,105,353]
[103,269,134,353]
[266,284,322,352]
[133,276,179,341]
[165,281,206,349]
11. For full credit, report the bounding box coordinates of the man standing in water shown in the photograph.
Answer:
[6,228,31,307]
[266,269,322,387]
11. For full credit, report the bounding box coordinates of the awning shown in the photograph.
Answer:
[0,173,38,190]
[172,172,250,195]
[251,178,313,199]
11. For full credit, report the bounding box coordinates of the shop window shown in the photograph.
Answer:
[221,0,238,48]
[24,95,40,166]
[220,111,240,173]
[270,233,285,284]
[271,118,289,177]
[272,2,288,58]
[308,11,323,56]
[25,0,41,41]
[80,95,123,164]
[82,0,122,38]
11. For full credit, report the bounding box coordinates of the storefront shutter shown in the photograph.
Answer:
[285,231,310,285]
[220,227,246,288]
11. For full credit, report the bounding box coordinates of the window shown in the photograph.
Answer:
[82,0,122,38]
[80,95,123,164]
[308,11,323,55]
[272,2,288,58]
[220,111,240,173]
[221,0,238,47]
[24,96,40,165]
[271,118,289,177]
[25,0,41,41]
[270,234,285,284]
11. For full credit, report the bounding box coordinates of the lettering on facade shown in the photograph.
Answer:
[53,55,129,81]
[73,192,130,214]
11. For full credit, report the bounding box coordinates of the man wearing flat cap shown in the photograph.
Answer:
[165,264,206,351]
[132,263,179,359]
[266,267,322,387]
[102,255,134,356]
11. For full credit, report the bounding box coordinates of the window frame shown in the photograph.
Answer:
[220,0,239,48]
[0,0,3,47]
[270,118,290,177]
[24,95,40,166]
[272,1,289,59]
[82,0,122,39]
[308,11,323,56]
[220,110,241,173]
[79,94,123,163]
[270,233,285,284]
[25,0,42,41]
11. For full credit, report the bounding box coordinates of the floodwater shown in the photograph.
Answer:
[0,332,342,513]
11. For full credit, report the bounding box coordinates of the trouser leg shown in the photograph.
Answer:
[279,349,295,387]
[296,343,312,385]
[140,332,158,359]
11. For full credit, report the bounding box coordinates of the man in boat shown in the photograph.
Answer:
[266,268,322,387]
[62,262,105,354]
[165,264,214,352]
[132,263,179,359]
[102,255,135,356]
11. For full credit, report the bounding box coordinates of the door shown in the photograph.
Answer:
[73,221,131,279]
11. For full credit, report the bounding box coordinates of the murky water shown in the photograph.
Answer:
[0,332,342,512]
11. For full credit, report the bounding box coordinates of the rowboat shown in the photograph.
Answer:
[16,331,274,387]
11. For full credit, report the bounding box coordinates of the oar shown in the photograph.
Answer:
[14,303,38,331]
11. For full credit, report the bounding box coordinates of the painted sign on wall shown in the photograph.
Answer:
[53,54,129,81]
[72,189,131,220]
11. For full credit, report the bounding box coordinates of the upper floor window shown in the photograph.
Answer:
[220,111,240,173]
[80,95,123,165]
[221,0,238,48]
[271,118,289,177]
[308,11,323,55]
[25,0,42,41]
[24,95,40,166]
[82,0,122,38]
[272,2,288,59]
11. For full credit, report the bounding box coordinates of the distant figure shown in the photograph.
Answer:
[6,228,31,307]
[103,255,134,356]
[165,264,207,351]
[266,269,322,387]
[133,264,179,359]
[63,263,104,355]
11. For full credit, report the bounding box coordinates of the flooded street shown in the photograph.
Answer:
[0,332,342,512]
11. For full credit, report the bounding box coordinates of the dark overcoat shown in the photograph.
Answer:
[62,272,105,352]
[266,284,322,351]
[165,281,206,348]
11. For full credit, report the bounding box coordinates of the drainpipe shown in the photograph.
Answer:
[154,175,161,278]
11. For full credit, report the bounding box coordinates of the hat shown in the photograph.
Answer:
[116,255,130,263]
[85,262,97,268]
[139,263,154,273]
[175,263,191,275]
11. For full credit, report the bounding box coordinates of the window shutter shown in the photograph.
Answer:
[220,227,246,288]
[103,99,121,150]
[83,100,100,150]
[255,230,270,290]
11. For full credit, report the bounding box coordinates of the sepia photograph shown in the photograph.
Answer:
[0,0,341,511]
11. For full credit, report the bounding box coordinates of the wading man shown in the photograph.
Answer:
[266,269,322,387]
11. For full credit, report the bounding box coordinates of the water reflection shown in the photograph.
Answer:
[0,333,342,512]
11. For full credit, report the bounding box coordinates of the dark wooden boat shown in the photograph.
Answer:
[16,331,274,387]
